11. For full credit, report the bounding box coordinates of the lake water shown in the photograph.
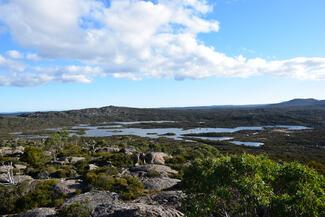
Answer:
[66,122,310,147]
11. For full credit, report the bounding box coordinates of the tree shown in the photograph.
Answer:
[182,154,325,217]
[45,130,68,161]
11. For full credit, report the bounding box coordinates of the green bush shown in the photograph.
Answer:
[57,201,92,217]
[86,168,144,200]
[60,144,83,157]
[0,185,17,214]
[182,154,325,217]
[16,180,65,212]
[106,152,134,167]
[113,176,144,200]
[51,166,77,178]
[21,146,48,168]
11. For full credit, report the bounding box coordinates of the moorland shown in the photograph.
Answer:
[0,98,324,216]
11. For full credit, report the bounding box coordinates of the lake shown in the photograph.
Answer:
[65,122,310,147]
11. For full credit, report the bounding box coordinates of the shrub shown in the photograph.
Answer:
[113,176,144,200]
[85,168,144,200]
[106,152,134,167]
[0,185,17,214]
[16,180,65,212]
[182,154,325,217]
[21,146,48,168]
[57,201,92,217]
[60,144,83,157]
[51,166,77,178]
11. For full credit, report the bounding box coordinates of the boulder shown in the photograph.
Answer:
[145,152,170,165]
[0,147,13,156]
[19,207,56,217]
[92,203,184,217]
[62,191,119,211]
[37,171,50,179]
[120,147,137,155]
[0,173,33,184]
[96,147,120,153]
[0,164,14,173]
[88,164,99,171]
[14,164,27,170]
[133,191,184,210]
[130,164,178,177]
[51,157,69,165]
[69,157,86,164]
[0,146,24,157]
[142,177,181,191]
[13,146,25,155]
[54,179,84,196]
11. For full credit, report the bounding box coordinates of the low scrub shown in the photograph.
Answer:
[182,154,325,217]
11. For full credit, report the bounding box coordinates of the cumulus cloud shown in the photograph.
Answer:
[0,0,324,86]
[7,50,22,59]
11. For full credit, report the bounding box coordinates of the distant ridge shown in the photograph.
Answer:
[1,98,325,116]
[269,98,325,108]
[164,98,325,110]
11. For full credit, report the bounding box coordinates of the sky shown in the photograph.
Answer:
[0,0,325,112]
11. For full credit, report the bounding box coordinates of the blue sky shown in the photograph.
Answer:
[0,0,325,112]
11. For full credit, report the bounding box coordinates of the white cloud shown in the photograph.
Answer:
[0,54,104,86]
[7,50,22,59]
[0,0,324,86]
[26,53,41,61]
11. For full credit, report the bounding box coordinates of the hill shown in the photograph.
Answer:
[1,98,325,134]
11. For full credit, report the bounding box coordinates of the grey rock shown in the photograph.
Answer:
[0,146,25,157]
[88,164,99,171]
[92,203,184,217]
[130,164,178,177]
[133,191,185,210]
[142,178,181,191]
[14,164,27,170]
[37,171,50,179]
[0,174,33,184]
[69,157,86,164]
[19,208,56,217]
[54,179,84,196]
[145,152,170,165]
[0,165,14,173]
[96,147,120,153]
[62,191,119,211]
[120,147,137,155]
[12,146,25,156]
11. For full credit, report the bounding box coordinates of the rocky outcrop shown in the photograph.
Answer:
[120,147,137,155]
[144,152,170,165]
[54,179,84,196]
[14,164,27,171]
[88,164,99,171]
[36,171,50,179]
[19,208,56,217]
[62,191,119,211]
[0,164,14,173]
[95,147,120,153]
[142,177,181,191]
[0,173,33,184]
[0,146,24,157]
[69,156,86,164]
[133,191,184,210]
[130,164,178,177]
[92,203,184,217]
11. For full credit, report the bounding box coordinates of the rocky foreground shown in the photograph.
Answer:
[0,141,189,216]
